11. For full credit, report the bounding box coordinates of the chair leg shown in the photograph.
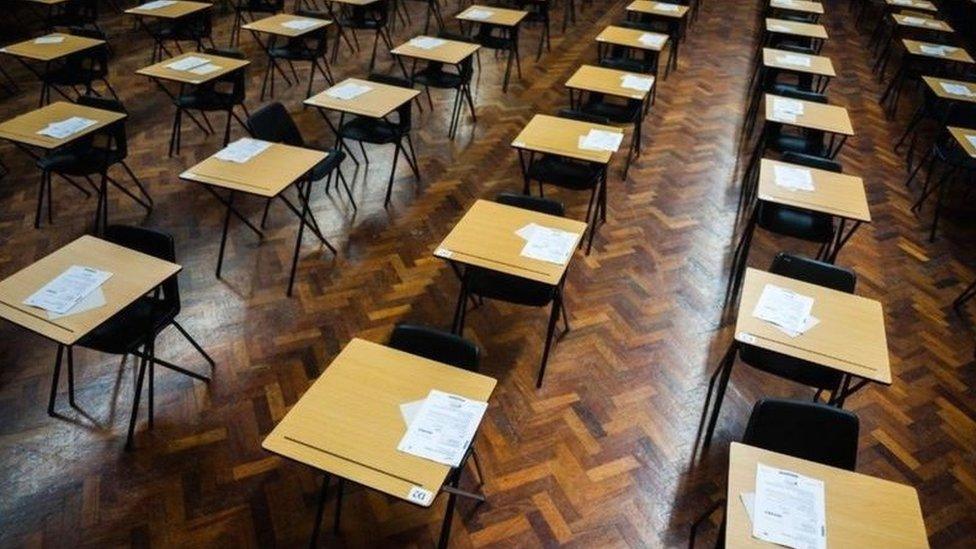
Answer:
[66,345,76,408]
[384,143,401,206]
[702,345,736,449]
[48,344,64,415]
[688,499,725,549]
[333,478,345,533]
[172,320,215,368]
[125,345,150,451]
[536,292,563,388]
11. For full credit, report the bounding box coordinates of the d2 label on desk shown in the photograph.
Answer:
[407,486,434,505]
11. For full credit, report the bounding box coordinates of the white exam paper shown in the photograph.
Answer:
[919,44,955,56]
[396,389,488,467]
[902,16,925,24]
[769,24,791,33]
[654,2,681,11]
[23,266,112,315]
[189,63,221,75]
[966,135,976,149]
[772,97,804,122]
[578,129,624,152]
[139,0,176,9]
[621,74,654,91]
[638,33,667,48]
[47,287,106,320]
[753,463,827,549]
[215,137,272,163]
[400,398,425,426]
[741,492,756,524]
[167,56,210,71]
[752,283,814,335]
[773,165,815,191]
[282,18,321,30]
[34,35,66,44]
[520,226,577,264]
[779,54,812,67]
[409,36,447,50]
[463,8,494,20]
[940,82,973,97]
[37,117,97,139]
[326,82,372,100]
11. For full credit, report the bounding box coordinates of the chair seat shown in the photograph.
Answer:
[413,68,464,89]
[581,100,641,124]
[339,18,383,30]
[769,133,825,157]
[78,297,177,354]
[740,344,843,390]
[340,117,401,144]
[527,155,601,189]
[476,34,514,50]
[268,45,318,61]
[758,203,834,242]
[312,148,345,180]
[176,91,236,111]
[599,57,650,75]
[37,149,120,175]
[770,83,821,101]
[43,67,97,87]
[466,267,556,307]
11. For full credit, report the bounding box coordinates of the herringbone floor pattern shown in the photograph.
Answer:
[0,0,975,546]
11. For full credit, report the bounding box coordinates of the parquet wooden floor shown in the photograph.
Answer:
[1,0,975,547]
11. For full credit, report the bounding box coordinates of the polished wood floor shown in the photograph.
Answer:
[1,0,975,546]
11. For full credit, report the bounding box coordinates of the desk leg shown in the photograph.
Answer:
[517,149,531,194]
[702,341,738,449]
[437,470,461,549]
[216,190,236,279]
[827,220,861,264]
[94,169,109,236]
[287,177,314,297]
[725,204,757,310]
[309,473,332,548]
[48,344,64,416]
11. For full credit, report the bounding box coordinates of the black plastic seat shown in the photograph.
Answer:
[39,28,119,105]
[168,48,249,155]
[744,397,860,470]
[262,10,333,99]
[338,0,393,71]
[231,0,285,45]
[389,323,480,371]
[452,193,570,388]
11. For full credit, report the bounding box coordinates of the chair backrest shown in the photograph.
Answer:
[438,31,475,78]
[367,73,413,129]
[496,192,565,217]
[103,225,180,311]
[769,253,856,293]
[780,151,842,173]
[292,10,331,54]
[75,95,128,157]
[246,101,305,146]
[203,48,247,102]
[389,324,480,371]
[241,0,284,13]
[64,27,110,79]
[743,397,859,470]
[557,108,610,126]
[63,0,98,24]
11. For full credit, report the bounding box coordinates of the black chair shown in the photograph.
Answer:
[312,324,485,549]
[338,0,393,72]
[467,13,522,92]
[522,109,608,254]
[48,225,214,450]
[409,31,477,139]
[230,0,285,46]
[690,397,859,548]
[35,96,152,231]
[258,10,334,100]
[148,8,216,62]
[46,0,102,32]
[39,28,119,106]
[575,87,645,177]
[339,73,419,206]
[170,48,250,154]
[705,252,856,448]
[906,126,976,242]
[516,0,551,61]
[451,193,571,388]
[404,0,445,33]
[246,101,355,219]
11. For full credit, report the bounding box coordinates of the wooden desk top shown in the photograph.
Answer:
[125,0,211,19]
[0,33,104,62]
[262,338,497,507]
[762,47,836,77]
[391,36,481,65]
[241,13,331,38]
[512,113,624,165]
[902,39,974,63]
[625,1,690,19]
[885,0,937,11]
[757,158,871,222]
[0,236,181,346]
[769,0,825,15]
[565,64,654,100]
[596,25,669,52]
[322,0,379,5]
[20,0,71,4]
[764,93,854,135]
[735,268,891,382]
[0,101,126,150]
[765,18,828,39]
[921,76,976,103]
[435,199,587,285]
[305,77,420,118]
[891,12,953,32]
[727,443,929,548]
[455,5,528,26]
[948,126,976,158]
[180,142,327,197]
[137,52,250,85]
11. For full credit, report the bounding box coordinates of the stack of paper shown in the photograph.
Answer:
[638,33,667,48]
[966,135,976,150]
[282,18,321,30]
[902,16,926,24]
[396,390,488,467]
[578,129,624,152]
[463,8,494,19]
[752,283,819,337]
[654,2,681,11]
[771,97,804,123]
[891,0,914,5]
[326,81,372,100]
[919,44,955,56]
[189,63,221,75]
[167,56,210,71]
[409,36,447,50]
[34,35,66,45]
[779,53,812,67]
[37,117,98,139]
[517,223,577,264]
[769,23,791,33]
[773,165,815,191]
[939,82,973,97]
[23,266,113,315]
[620,74,654,92]
[47,288,106,320]
[752,464,827,549]
[139,0,176,9]
[215,137,272,163]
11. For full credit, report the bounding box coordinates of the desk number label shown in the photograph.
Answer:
[407,486,434,505]
[737,332,756,344]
